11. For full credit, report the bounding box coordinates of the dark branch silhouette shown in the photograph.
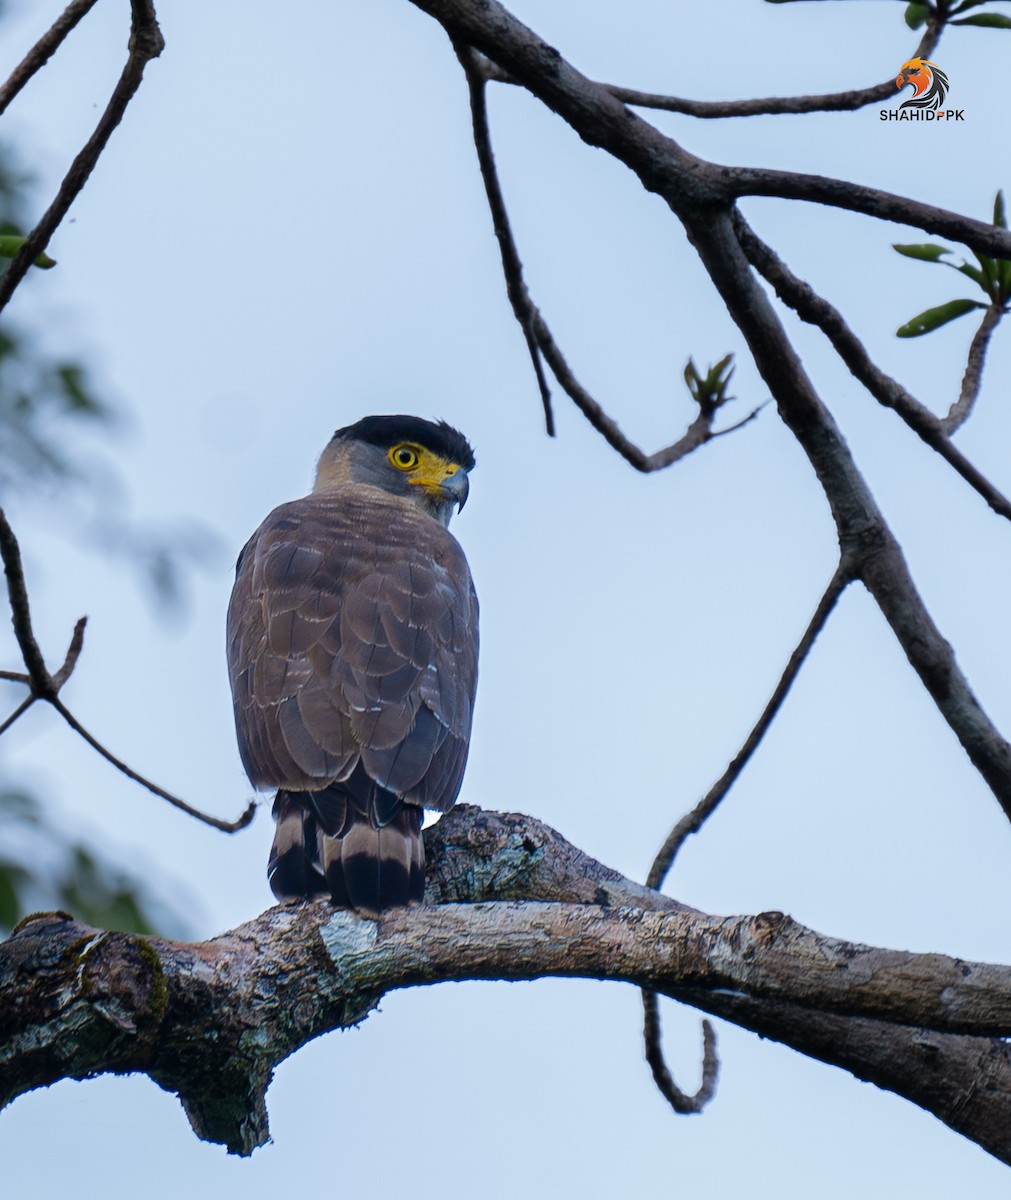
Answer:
[0,509,253,833]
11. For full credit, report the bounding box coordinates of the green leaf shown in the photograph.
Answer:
[0,234,55,269]
[995,190,1007,231]
[904,2,929,29]
[951,12,1011,26]
[896,298,986,338]
[954,261,988,289]
[892,242,952,262]
[951,0,996,11]
[972,249,999,296]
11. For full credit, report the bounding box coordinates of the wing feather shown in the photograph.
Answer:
[227,487,477,810]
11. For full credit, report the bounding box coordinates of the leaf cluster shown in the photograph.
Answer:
[893,191,1011,337]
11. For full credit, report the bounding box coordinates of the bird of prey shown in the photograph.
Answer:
[226,415,478,916]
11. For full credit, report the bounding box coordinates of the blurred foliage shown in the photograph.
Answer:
[0,115,204,936]
[0,789,185,937]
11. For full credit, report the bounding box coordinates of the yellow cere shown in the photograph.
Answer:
[388,444,461,492]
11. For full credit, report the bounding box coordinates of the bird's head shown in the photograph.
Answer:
[314,414,476,525]
[895,58,932,98]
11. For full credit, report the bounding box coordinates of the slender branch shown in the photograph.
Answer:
[944,301,1006,435]
[641,998,718,1114]
[734,212,1011,522]
[0,509,254,833]
[455,39,762,466]
[531,310,765,470]
[605,19,942,119]
[456,43,555,434]
[726,168,1011,264]
[0,508,58,696]
[0,0,165,314]
[0,694,34,738]
[0,0,101,117]
[647,561,853,892]
[48,695,256,833]
[51,616,87,691]
[641,562,851,1117]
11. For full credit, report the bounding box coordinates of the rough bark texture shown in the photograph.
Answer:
[4,806,1011,1161]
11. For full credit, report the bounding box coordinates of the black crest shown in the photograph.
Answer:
[334,415,475,470]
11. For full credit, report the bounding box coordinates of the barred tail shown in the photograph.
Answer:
[268,778,426,917]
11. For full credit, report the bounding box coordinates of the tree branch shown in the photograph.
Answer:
[5,806,1011,1163]
[733,212,1011,522]
[944,300,1006,435]
[0,508,254,833]
[0,0,165,314]
[647,561,853,892]
[727,168,1011,263]
[604,20,943,118]
[0,0,100,118]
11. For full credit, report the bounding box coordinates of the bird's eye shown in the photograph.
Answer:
[389,445,420,471]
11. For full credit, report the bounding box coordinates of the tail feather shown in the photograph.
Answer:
[268,793,327,898]
[268,774,425,916]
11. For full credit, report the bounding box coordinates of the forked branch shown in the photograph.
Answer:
[0,509,253,833]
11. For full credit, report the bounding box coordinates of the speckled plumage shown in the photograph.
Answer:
[227,417,478,915]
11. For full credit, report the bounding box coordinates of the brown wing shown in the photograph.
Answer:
[227,486,477,812]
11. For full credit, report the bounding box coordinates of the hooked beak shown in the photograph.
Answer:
[440,469,470,511]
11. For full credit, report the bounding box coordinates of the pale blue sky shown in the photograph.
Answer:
[3,1,1011,1195]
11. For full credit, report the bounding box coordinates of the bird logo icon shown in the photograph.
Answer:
[895,58,950,111]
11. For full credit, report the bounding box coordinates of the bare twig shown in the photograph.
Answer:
[456,42,763,464]
[608,80,899,118]
[0,509,254,833]
[944,301,1006,435]
[647,561,853,892]
[605,18,942,119]
[641,997,719,1115]
[0,0,165,314]
[640,563,851,1116]
[484,19,941,119]
[0,695,34,739]
[51,616,87,691]
[0,0,101,118]
[0,508,58,695]
[726,168,1011,265]
[49,695,256,833]
[733,213,1011,523]
[457,43,555,434]
[532,310,764,471]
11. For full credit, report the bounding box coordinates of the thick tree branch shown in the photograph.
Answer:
[5,807,1011,1163]
[417,0,1011,820]
[685,209,1011,819]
